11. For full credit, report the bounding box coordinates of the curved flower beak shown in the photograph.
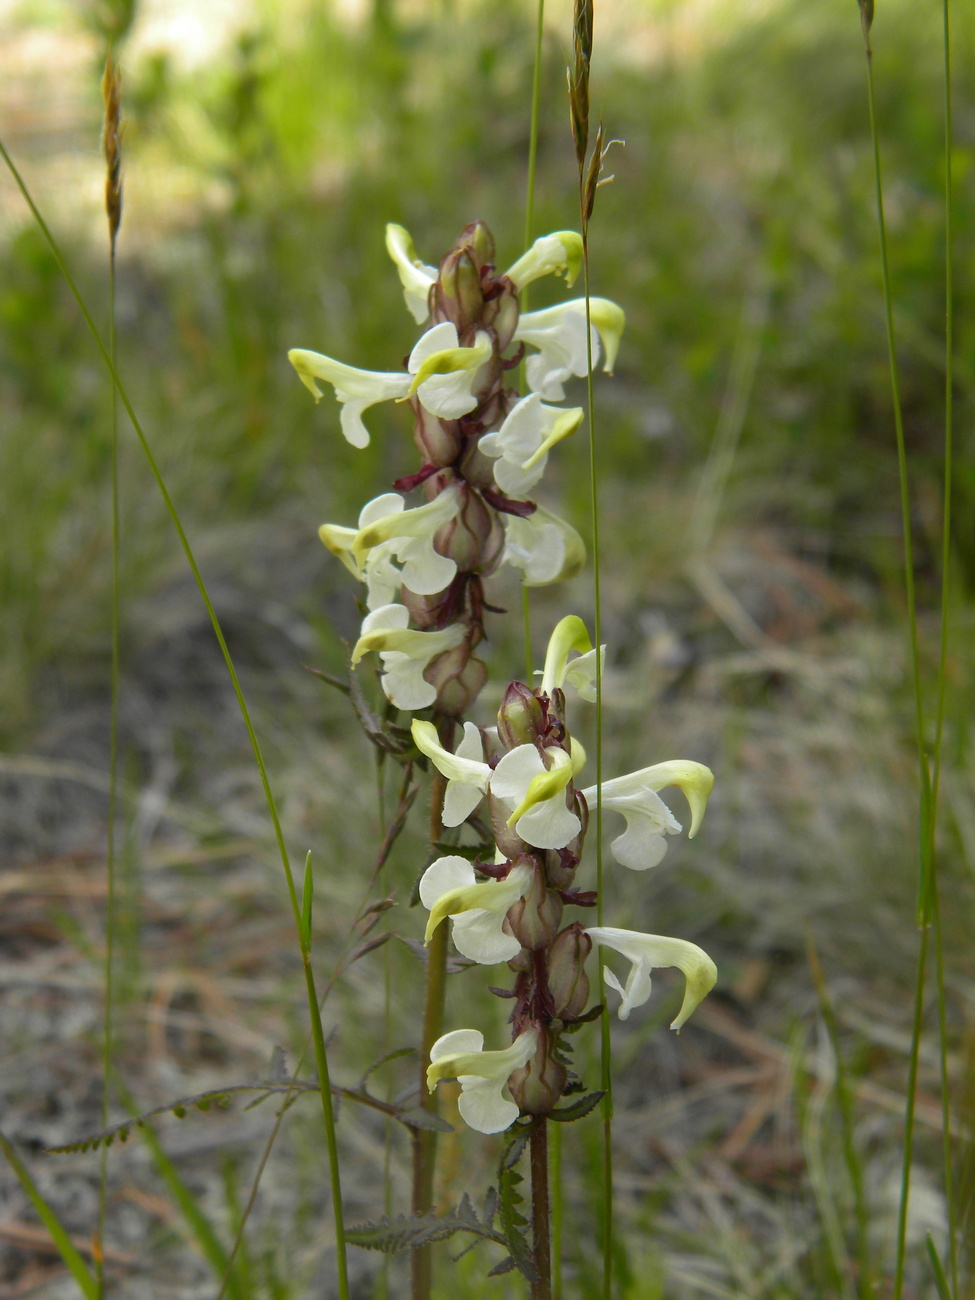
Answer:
[287,350,411,448]
[427,1027,539,1133]
[385,223,437,323]
[420,858,532,963]
[585,926,717,1030]
[504,231,583,290]
[540,615,597,697]
[581,760,714,870]
[411,719,491,825]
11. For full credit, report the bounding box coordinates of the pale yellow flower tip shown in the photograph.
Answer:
[540,615,593,695]
[670,943,718,1033]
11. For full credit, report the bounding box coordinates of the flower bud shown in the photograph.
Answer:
[411,400,462,467]
[425,642,488,717]
[497,682,545,749]
[506,864,563,951]
[434,487,504,575]
[547,924,592,1020]
[435,247,484,334]
[507,1028,567,1116]
[488,284,520,352]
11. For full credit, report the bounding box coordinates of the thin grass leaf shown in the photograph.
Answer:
[0,1132,99,1300]
[926,1233,952,1300]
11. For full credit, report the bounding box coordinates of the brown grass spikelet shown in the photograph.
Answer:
[101,50,123,248]
[568,0,592,169]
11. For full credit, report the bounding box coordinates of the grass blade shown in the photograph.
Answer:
[0,1131,99,1300]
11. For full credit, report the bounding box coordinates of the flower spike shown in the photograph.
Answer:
[585,926,717,1029]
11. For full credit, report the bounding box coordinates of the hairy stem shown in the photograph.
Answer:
[530,1121,552,1300]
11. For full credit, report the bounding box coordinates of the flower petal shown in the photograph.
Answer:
[586,927,717,1030]
[503,506,586,586]
[385,223,437,323]
[504,231,583,290]
[288,349,411,447]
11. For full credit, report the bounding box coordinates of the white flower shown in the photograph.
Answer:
[386,223,437,323]
[406,322,492,420]
[411,719,491,825]
[419,856,532,964]
[319,492,406,609]
[513,298,625,401]
[427,1027,539,1133]
[289,323,490,447]
[503,504,586,586]
[288,351,411,449]
[491,743,584,849]
[504,232,583,290]
[581,761,715,871]
[479,394,583,498]
[539,614,604,703]
[351,604,465,710]
[585,926,717,1029]
[352,486,462,597]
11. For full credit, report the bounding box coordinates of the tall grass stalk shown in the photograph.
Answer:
[96,47,122,1300]
[931,0,959,1287]
[567,0,613,1288]
[0,138,351,1300]
[520,0,546,685]
[856,7,953,1294]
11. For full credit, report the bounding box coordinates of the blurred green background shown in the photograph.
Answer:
[1,0,974,1294]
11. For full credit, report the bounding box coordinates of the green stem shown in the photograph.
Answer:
[530,1121,552,1300]
[581,209,613,1300]
[0,139,351,1300]
[858,28,933,1300]
[412,747,452,1300]
[524,0,545,260]
[933,3,958,1287]
[97,223,120,1300]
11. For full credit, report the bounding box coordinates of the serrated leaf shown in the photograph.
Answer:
[487,1256,518,1276]
[358,1046,415,1096]
[346,1206,504,1256]
[498,1160,538,1283]
[501,1126,532,1171]
[268,1046,289,1084]
[548,1091,605,1123]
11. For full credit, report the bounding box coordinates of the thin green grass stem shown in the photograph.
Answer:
[581,223,612,1300]
[858,28,938,1299]
[933,5,958,1285]
[96,227,120,1300]
[807,938,871,1297]
[0,139,350,1300]
[519,0,545,687]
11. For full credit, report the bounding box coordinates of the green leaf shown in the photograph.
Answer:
[0,1131,98,1300]
[299,851,314,950]
[497,1145,538,1283]
[925,1233,952,1300]
[548,1091,605,1123]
